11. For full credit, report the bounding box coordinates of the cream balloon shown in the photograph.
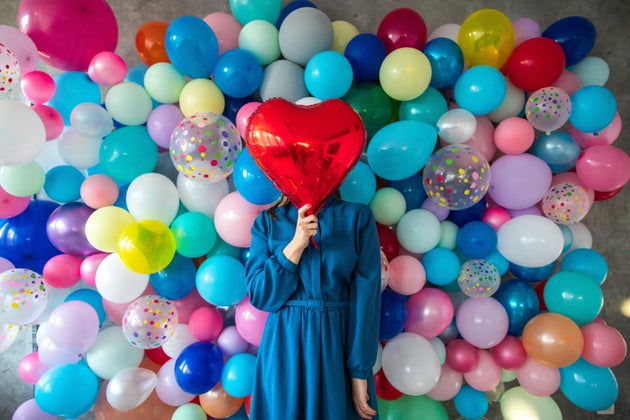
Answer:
[497,215,564,267]
[0,100,45,166]
[126,172,180,225]
[85,206,135,252]
[177,173,229,219]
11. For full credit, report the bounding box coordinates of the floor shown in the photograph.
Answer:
[0,0,629,419]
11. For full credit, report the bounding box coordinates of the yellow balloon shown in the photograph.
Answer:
[458,9,514,69]
[179,78,225,117]
[379,47,432,101]
[117,220,176,274]
[331,20,359,54]
[85,206,135,253]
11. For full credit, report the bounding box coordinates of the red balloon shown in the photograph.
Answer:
[18,0,118,71]
[534,280,548,312]
[594,186,623,201]
[245,98,366,215]
[376,8,428,53]
[376,223,400,261]
[144,346,170,366]
[504,37,566,92]
[374,368,404,400]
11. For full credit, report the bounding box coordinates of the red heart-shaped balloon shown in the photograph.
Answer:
[245,98,366,215]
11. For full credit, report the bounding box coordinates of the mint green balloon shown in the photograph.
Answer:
[0,161,45,197]
[378,395,448,420]
[172,403,207,420]
[370,187,406,226]
[144,62,186,104]
[438,220,459,250]
[170,211,217,258]
[500,386,562,420]
[104,82,153,126]
[396,209,441,254]
[239,20,281,65]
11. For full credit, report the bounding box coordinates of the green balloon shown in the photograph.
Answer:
[343,83,393,139]
[377,395,448,420]
[171,403,207,420]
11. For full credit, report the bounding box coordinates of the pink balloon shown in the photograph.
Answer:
[426,364,463,401]
[18,351,49,385]
[404,287,453,338]
[31,104,64,141]
[42,253,82,288]
[21,70,56,104]
[188,306,224,341]
[456,297,509,349]
[445,338,478,373]
[235,295,269,346]
[214,191,270,248]
[481,206,511,231]
[516,356,561,396]
[581,321,627,368]
[0,257,15,273]
[463,115,496,162]
[171,288,208,324]
[575,145,630,192]
[0,24,39,73]
[553,69,582,96]
[463,349,502,392]
[387,255,426,295]
[493,117,535,155]
[88,51,127,85]
[80,174,120,209]
[102,298,127,325]
[236,101,262,139]
[0,184,30,218]
[203,12,243,55]
[569,111,622,148]
[80,252,109,286]
[491,335,527,370]
[17,0,118,71]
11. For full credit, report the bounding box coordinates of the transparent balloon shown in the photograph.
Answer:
[457,259,501,298]
[525,87,571,134]
[0,268,48,325]
[122,294,178,349]
[541,182,591,225]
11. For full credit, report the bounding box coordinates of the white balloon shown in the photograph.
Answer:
[57,127,102,169]
[566,222,593,252]
[161,323,196,359]
[86,326,144,380]
[0,100,45,166]
[436,108,477,144]
[497,215,564,267]
[106,367,157,411]
[126,172,180,225]
[428,23,461,42]
[95,253,149,304]
[488,79,526,123]
[177,173,229,219]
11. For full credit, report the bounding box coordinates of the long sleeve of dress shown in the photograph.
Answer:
[346,207,382,379]
[245,211,300,313]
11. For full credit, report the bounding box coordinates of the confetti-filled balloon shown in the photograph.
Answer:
[457,259,501,298]
[0,43,20,99]
[423,144,491,210]
[541,182,591,225]
[525,87,572,134]
[0,320,20,352]
[0,268,48,325]
[122,295,178,349]
[380,249,390,292]
[169,113,242,183]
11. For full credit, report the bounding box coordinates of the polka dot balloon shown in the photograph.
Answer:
[169,112,242,183]
[0,321,20,352]
[525,86,572,134]
[0,269,48,325]
[122,294,178,349]
[0,43,20,99]
[380,249,390,292]
[541,182,591,225]
[423,144,490,210]
[457,259,501,298]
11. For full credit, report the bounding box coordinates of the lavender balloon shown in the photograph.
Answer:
[46,202,98,257]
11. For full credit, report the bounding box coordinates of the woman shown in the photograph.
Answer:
[245,195,382,419]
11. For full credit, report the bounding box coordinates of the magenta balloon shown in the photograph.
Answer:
[455,297,509,349]
[235,295,269,346]
[0,184,30,218]
[488,153,552,210]
[404,287,454,338]
[491,335,527,370]
[575,144,630,192]
[445,338,478,373]
[46,202,99,257]
[17,0,118,71]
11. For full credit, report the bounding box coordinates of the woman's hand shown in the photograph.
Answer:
[351,377,377,419]
[282,204,318,264]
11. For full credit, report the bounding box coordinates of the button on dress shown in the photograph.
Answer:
[245,198,382,420]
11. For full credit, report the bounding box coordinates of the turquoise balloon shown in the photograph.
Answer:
[48,72,101,124]
[484,249,509,276]
[170,211,217,258]
[367,120,438,181]
[454,65,506,115]
[304,50,353,99]
[421,247,461,286]
[339,161,376,205]
[44,165,85,203]
[560,358,619,412]
[560,248,608,285]
[454,385,488,420]
[229,0,282,25]
[398,86,449,126]
[222,352,257,398]
[34,363,99,418]
[543,270,603,325]
[99,125,159,184]
[569,85,617,133]
[196,255,246,306]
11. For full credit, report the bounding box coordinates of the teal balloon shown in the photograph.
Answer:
[398,86,448,126]
[196,255,246,306]
[343,83,393,139]
[454,385,488,420]
[560,247,608,285]
[34,363,99,418]
[421,247,461,286]
[44,165,85,203]
[230,0,282,25]
[560,358,619,412]
[423,37,464,89]
[340,161,376,205]
[150,253,197,300]
[47,72,101,125]
[367,120,438,181]
[454,65,506,115]
[543,270,603,325]
[569,85,617,133]
[484,249,509,276]
[100,125,159,184]
[170,211,217,258]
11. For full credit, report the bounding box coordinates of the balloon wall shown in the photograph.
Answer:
[1,1,628,419]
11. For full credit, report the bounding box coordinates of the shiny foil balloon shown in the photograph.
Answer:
[245,98,366,215]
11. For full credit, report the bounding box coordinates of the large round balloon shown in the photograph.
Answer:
[525,87,572,134]
[504,37,566,92]
[0,101,46,166]
[458,8,514,68]
[542,16,596,66]
[174,341,224,395]
[122,295,178,349]
[0,268,48,325]
[164,15,219,79]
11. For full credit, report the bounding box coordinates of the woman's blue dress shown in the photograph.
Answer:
[245,198,382,420]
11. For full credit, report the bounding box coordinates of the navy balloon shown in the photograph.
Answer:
[344,33,387,83]
[388,173,427,211]
[233,148,281,205]
[542,16,596,66]
[175,341,224,394]
[493,279,540,337]
[379,289,407,340]
[423,37,464,89]
[223,95,253,125]
[165,15,219,78]
[448,197,486,227]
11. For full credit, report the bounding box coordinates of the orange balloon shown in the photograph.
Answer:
[94,382,177,420]
[521,312,584,368]
[199,381,244,418]
[135,21,170,65]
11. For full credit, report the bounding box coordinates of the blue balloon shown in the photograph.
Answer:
[175,341,224,394]
[508,261,555,282]
[542,16,596,66]
[454,385,488,420]
[165,16,219,78]
[233,148,281,205]
[0,200,61,273]
[423,37,464,89]
[367,120,438,181]
[344,33,387,83]
[484,250,509,276]
[214,49,263,98]
[223,95,253,124]
[304,50,354,99]
[398,86,449,126]
[379,289,407,340]
[560,358,619,412]
[421,247,461,286]
[125,63,149,86]
[276,0,316,28]
[100,126,159,184]
[34,363,99,418]
[339,161,377,205]
[456,221,497,259]
[150,253,197,300]
[47,72,101,125]
[44,165,85,203]
[493,280,540,337]
[454,65,507,115]
[561,248,608,285]
[196,255,247,306]
[222,352,257,398]
[448,197,486,227]
[532,132,581,173]
[569,85,617,133]
[65,289,107,326]
[388,173,427,211]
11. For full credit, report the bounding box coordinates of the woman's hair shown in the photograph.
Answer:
[267,191,342,221]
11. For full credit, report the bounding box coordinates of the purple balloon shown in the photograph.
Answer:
[12,398,57,420]
[46,300,100,353]
[147,104,184,149]
[46,202,98,257]
[455,297,509,349]
[217,325,249,357]
[488,154,552,210]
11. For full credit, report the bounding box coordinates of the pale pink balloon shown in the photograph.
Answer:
[21,70,56,104]
[569,111,622,148]
[516,356,561,396]
[0,257,15,273]
[43,253,82,288]
[188,306,223,341]
[171,289,208,324]
[203,12,243,55]
[575,145,630,192]
[80,252,109,287]
[494,117,535,155]
[463,349,502,392]
[481,207,511,231]
[426,364,463,401]
[491,335,527,370]
[581,321,627,368]
[463,115,496,162]
[236,101,262,139]
[404,287,453,338]
[553,69,582,96]
[235,295,268,346]
[88,51,127,85]
[102,298,128,325]
[31,104,64,141]
[511,17,541,46]
[387,255,426,295]
[445,338,478,373]
[0,184,30,218]
[18,351,49,385]
[80,174,120,209]
[0,24,38,73]
[214,191,270,248]
[456,297,509,349]
[155,359,196,406]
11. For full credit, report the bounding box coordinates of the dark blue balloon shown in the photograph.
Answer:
[344,33,387,83]
[448,196,486,227]
[560,358,619,412]
[233,148,281,205]
[175,341,224,394]
[223,95,253,125]
[388,173,427,211]
[509,261,555,282]
[423,37,464,89]
[493,280,540,337]
[214,49,263,98]
[150,253,197,300]
[542,16,596,66]
[0,200,61,273]
[276,0,317,28]
[379,289,407,340]
[165,15,219,78]
[456,220,497,259]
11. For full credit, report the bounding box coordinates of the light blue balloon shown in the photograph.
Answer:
[560,358,619,412]
[47,72,101,125]
[421,247,461,286]
[398,86,449,126]
[532,132,581,173]
[340,161,376,205]
[165,16,219,79]
[484,250,509,276]
[560,248,608,285]
[454,385,488,420]
[44,165,85,203]
[569,85,617,133]
[454,65,506,115]
[99,125,159,184]
[233,148,281,205]
[304,50,353,99]
[196,255,246,306]
[222,352,257,398]
[367,120,438,181]
[125,63,149,86]
[34,363,99,418]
